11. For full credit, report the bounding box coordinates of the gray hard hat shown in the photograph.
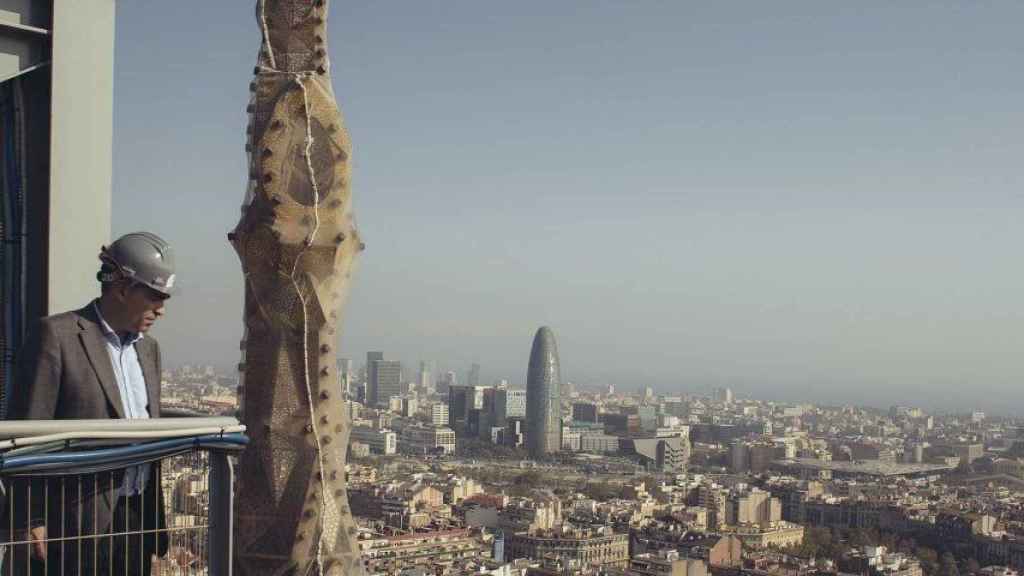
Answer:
[98,232,176,296]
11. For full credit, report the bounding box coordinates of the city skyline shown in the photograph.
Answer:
[154,334,1024,575]
[166,358,1003,420]
[112,3,1024,416]
[9,3,1024,575]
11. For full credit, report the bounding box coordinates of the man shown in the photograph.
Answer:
[9,232,175,575]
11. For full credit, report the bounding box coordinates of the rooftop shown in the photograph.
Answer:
[774,458,955,477]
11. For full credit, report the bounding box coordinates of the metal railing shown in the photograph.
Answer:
[0,417,247,575]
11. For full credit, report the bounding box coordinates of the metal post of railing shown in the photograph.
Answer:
[209,450,236,576]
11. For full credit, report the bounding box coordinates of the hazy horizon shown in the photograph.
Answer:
[113,3,1024,416]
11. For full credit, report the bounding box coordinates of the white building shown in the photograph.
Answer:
[351,426,397,455]
[402,426,456,455]
[432,403,449,427]
[580,434,620,454]
[562,430,582,451]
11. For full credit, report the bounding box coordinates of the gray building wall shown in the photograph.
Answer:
[48,0,114,313]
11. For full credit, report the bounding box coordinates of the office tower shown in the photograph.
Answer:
[432,403,449,427]
[494,388,527,426]
[715,387,734,404]
[603,412,640,436]
[438,371,456,394]
[365,351,384,405]
[748,443,776,473]
[526,326,562,459]
[468,363,481,387]
[419,360,433,393]
[372,360,403,407]
[401,397,418,418]
[504,418,525,448]
[476,386,497,439]
[448,386,468,430]
[730,440,749,473]
[637,405,658,432]
[338,357,353,398]
[448,384,485,434]
[476,386,526,440]
[573,402,598,423]
[470,407,491,439]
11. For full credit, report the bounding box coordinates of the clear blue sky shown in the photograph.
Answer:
[112,2,1024,414]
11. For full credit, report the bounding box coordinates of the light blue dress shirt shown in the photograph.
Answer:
[93,302,151,496]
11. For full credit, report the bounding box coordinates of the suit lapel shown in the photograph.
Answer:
[77,312,126,419]
[136,339,160,418]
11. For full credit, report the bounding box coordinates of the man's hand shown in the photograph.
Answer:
[29,526,47,560]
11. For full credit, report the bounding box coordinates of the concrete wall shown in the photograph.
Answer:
[48,0,114,312]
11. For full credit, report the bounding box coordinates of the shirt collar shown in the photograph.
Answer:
[92,300,144,346]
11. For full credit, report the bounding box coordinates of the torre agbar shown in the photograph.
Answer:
[526,326,563,459]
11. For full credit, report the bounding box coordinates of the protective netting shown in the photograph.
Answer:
[229,2,364,574]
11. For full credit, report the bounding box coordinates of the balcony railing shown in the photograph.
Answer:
[0,416,247,575]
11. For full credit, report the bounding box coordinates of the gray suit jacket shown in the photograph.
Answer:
[8,303,169,561]
[12,302,162,420]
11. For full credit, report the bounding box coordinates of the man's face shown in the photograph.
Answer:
[116,283,170,333]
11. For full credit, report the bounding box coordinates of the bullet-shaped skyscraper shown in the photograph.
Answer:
[526,326,562,459]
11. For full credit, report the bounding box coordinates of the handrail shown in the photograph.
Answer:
[0,432,248,475]
[0,417,248,476]
[0,416,241,438]
[0,418,245,575]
